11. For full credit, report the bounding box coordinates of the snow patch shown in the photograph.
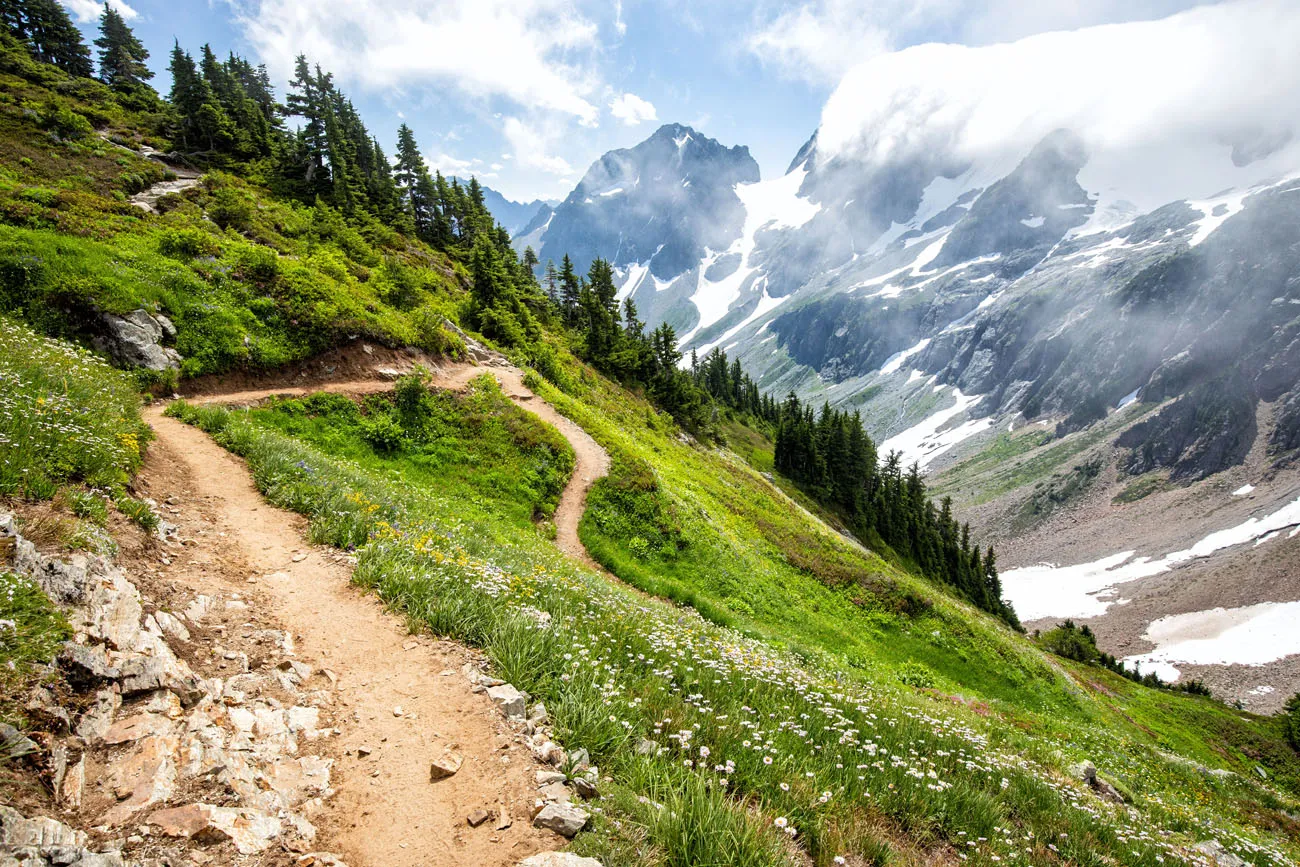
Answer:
[879,388,990,469]
[1002,493,1300,620]
[1116,388,1140,409]
[1187,189,1249,247]
[878,338,931,376]
[1020,216,1045,228]
[1125,601,1300,681]
[1233,484,1255,497]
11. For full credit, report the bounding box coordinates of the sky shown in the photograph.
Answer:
[62,0,1226,203]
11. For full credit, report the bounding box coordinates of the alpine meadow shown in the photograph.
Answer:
[1,2,1299,867]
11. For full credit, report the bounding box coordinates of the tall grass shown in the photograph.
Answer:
[0,317,149,498]
[166,398,1300,867]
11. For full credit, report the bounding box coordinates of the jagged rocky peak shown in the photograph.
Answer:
[538,123,759,280]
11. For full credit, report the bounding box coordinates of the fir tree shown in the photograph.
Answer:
[95,5,152,92]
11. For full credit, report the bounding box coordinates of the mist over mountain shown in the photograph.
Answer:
[461,180,556,238]
[518,0,1300,492]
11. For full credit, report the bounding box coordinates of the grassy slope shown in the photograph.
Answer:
[164,364,1300,865]
[0,45,468,384]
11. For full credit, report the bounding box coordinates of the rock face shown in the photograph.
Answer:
[94,309,182,371]
[0,514,335,863]
[538,123,759,282]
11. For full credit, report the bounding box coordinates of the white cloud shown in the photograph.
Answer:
[746,0,1214,86]
[233,0,601,124]
[426,152,477,176]
[614,0,627,36]
[609,92,658,126]
[747,0,892,85]
[60,0,138,22]
[503,117,575,176]
[817,0,1300,210]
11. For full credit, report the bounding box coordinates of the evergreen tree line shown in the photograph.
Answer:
[542,267,1016,626]
[682,351,1018,626]
[2,1,153,96]
[1039,621,1211,696]
[770,393,1018,626]
[531,254,707,428]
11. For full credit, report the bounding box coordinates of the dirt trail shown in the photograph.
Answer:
[134,357,613,866]
[142,405,557,866]
[186,358,611,569]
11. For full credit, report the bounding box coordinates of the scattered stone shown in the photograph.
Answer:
[297,854,349,867]
[466,809,493,828]
[104,712,177,745]
[538,782,571,803]
[572,777,598,800]
[635,738,656,756]
[517,854,604,867]
[292,553,308,563]
[0,723,38,760]
[430,750,463,781]
[393,705,404,717]
[150,803,282,855]
[532,803,589,838]
[95,309,182,371]
[486,683,527,719]
[567,748,590,771]
[1072,760,1124,804]
[527,703,549,726]
[62,754,86,808]
[118,656,205,706]
[536,771,567,786]
[1194,840,1248,867]
[355,744,373,757]
[59,643,120,688]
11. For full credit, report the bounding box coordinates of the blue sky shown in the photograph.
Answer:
[61,0,1216,202]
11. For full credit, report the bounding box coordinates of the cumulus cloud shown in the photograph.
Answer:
[609,92,658,126]
[232,0,601,124]
[816,0,1300,209]
[747,0,892,85]
[426,152,478,177]
[60,0,137,22]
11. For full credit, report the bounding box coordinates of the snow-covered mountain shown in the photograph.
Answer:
[535,123,759,303]
[522,0,1300,491]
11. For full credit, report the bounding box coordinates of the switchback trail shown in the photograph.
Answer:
[182,356,611,569]
[137,355,611,865]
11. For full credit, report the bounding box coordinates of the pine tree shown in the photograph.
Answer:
[95,5,152,92]
[558,254,580,323]
[5,0,93,76]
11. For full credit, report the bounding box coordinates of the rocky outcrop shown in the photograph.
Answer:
[0,515,337,864]
[93,310,182,372]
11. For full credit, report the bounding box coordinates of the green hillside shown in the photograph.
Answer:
[1,12,1298,867]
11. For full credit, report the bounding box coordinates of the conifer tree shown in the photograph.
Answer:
[95,5,152,92]
[3,0,93,76]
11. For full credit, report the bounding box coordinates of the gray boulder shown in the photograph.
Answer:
[96,309,182,371]
[532,803,588,838]
[517,854,603,867]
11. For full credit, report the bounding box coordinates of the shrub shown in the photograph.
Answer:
[897,660,937,689]
[1038,620,1101,665]
[1285,693,1300,751]
[114,494,159,532]
[40,102,92,141]
[208,187,253,232]
[359,412,403,453]
[158,227,219,259]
